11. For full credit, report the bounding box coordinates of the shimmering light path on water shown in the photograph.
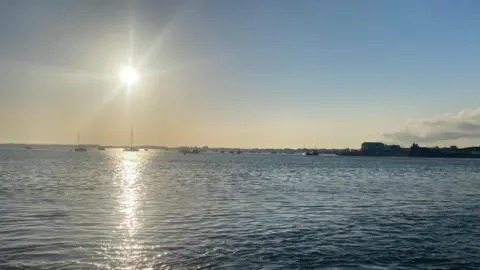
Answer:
[0,149,479,269]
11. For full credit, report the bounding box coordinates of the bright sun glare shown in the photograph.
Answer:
[119,66,139,86]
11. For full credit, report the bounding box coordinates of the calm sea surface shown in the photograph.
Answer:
[0,148,479,269]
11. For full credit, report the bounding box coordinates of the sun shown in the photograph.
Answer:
[119,66,139,86]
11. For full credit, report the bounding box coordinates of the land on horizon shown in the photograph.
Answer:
[3,141,480,152]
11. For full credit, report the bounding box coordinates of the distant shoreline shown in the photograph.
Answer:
[0,143,346,154]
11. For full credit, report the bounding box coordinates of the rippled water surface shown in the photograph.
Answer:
[1,149,479,269]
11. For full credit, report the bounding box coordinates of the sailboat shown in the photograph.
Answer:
[123,127,139,152]
[74,132,87,152]
[303,144,319,156]
[24,134,32,149]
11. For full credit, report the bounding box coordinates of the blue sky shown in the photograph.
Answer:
[0,0,479,147]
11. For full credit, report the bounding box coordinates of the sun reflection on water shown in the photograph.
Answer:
[120,152,140,236]
[111,150,153,269]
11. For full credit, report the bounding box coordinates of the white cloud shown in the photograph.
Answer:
[384,106,480,144]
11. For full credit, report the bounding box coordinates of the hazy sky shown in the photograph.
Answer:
[1,0,480,148]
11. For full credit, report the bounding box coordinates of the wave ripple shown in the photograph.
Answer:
[0,150,479,269]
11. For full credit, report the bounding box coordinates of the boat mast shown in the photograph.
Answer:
[130,126,133,148]
[77,131,80,148]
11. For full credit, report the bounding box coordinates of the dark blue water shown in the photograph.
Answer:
[0,149,479,269]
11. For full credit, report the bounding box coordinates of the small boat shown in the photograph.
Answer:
[74,132,87,152]
[97,146,106,151]
[124,127,139,152]
[24,135,33,149]
[144,148,148,151]
[302,144,320,156]
[303,150,319,156]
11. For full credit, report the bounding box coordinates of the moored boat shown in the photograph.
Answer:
[303,150,319,156]
[124,127,139,151]
[74,132,87,152]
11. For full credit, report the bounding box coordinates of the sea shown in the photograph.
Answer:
[0,148,479,269]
